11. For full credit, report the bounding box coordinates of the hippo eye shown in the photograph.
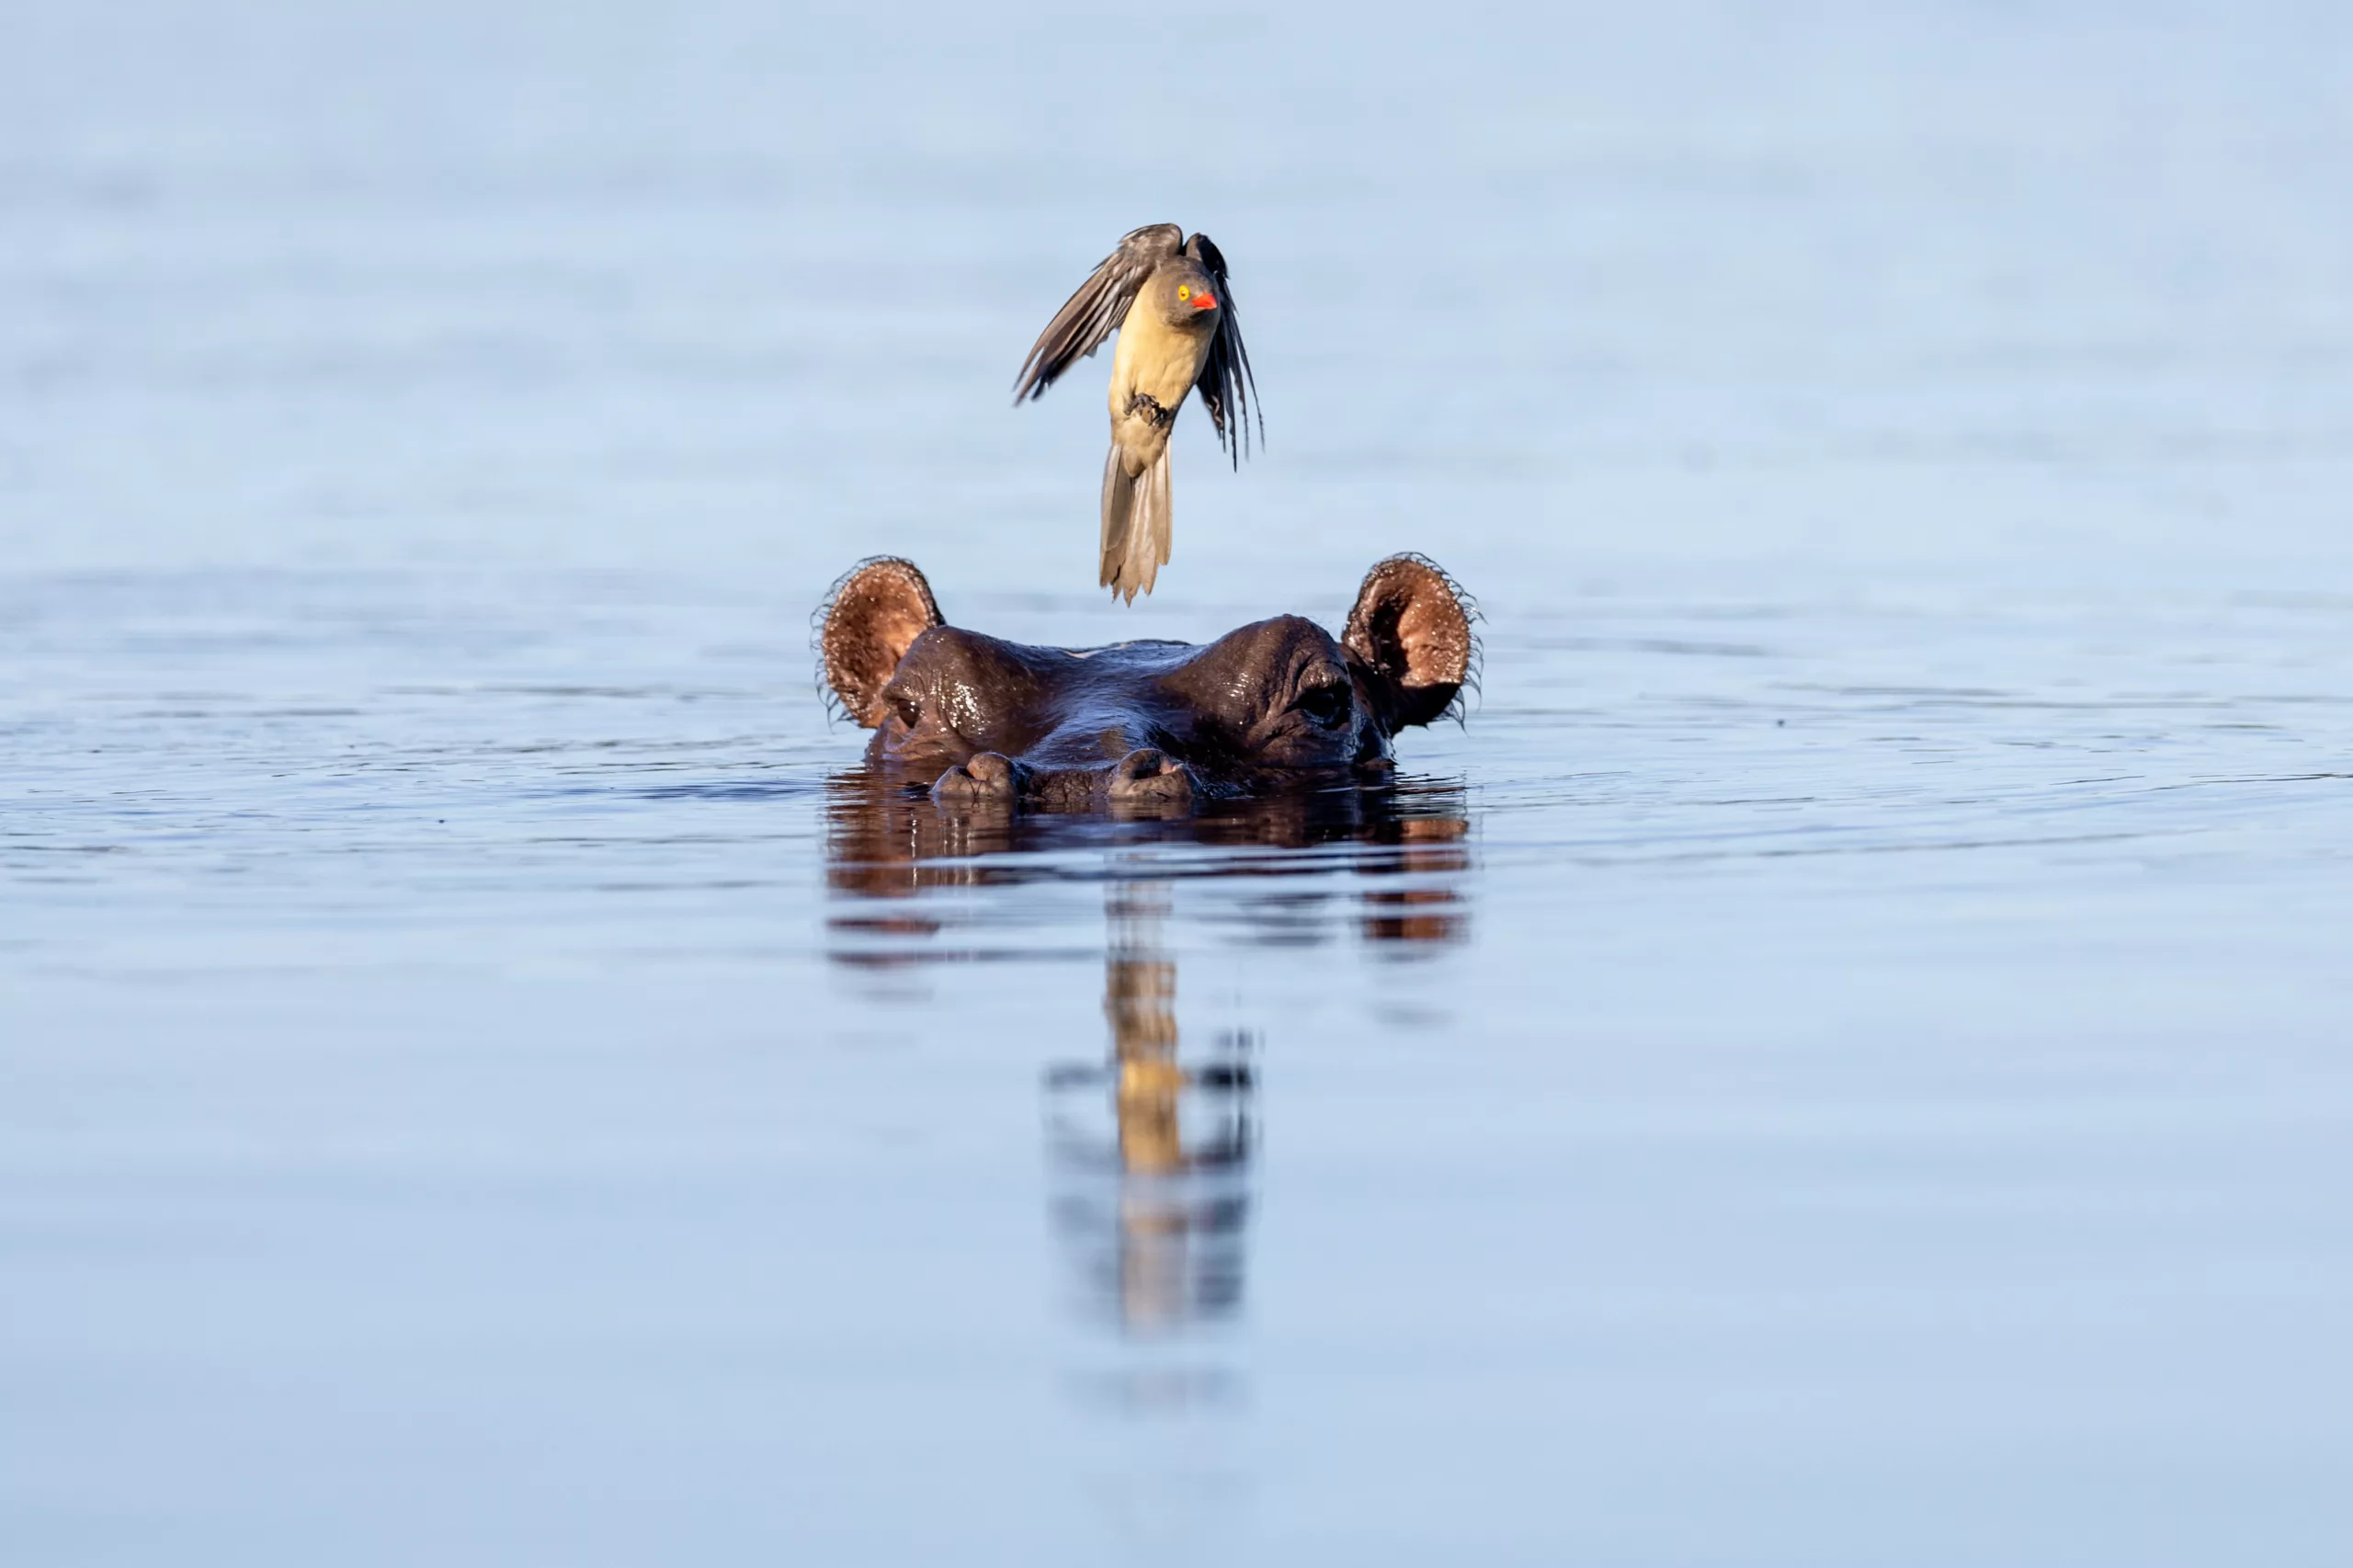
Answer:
[889,689,922,728]
[1297,681,1350,728]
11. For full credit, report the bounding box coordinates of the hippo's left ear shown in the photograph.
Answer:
[817,556,942,726]
[1342,554,1477,729]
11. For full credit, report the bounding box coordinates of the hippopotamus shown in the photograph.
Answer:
[815,554,1475,807]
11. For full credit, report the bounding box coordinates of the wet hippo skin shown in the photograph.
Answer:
[816,555,1475,807]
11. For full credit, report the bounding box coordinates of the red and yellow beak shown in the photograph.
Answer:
[1190,291,1218,310]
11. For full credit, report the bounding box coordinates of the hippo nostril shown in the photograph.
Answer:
[1107,747,1195,808]
[931,751,1024,804]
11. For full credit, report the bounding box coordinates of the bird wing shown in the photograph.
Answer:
[1012,223,1186,403]
[1186,233,1263,466]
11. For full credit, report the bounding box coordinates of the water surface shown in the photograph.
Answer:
[6,3,2352,1562]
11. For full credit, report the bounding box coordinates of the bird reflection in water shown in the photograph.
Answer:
[1042,882,1255,1335]
[822,770,1471,1336]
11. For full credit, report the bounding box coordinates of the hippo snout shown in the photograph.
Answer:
[929,748,1199,813]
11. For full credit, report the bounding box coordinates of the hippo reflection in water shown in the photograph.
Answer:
[823,772,1473,1333]
[816,554,1475,805]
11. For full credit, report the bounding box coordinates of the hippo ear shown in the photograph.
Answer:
[817,557,943,726]
[1342,554,1477,729]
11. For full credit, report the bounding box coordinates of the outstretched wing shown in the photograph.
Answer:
[1012,223,1185,403]
[1186,233,1263,466]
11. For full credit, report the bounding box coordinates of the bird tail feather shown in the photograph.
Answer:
[1098,445,1172,604]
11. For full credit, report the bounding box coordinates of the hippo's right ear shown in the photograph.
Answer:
[816,557,943,726]
[1343,554,1478,729]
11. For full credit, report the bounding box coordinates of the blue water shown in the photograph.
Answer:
[6,3,2352,1562]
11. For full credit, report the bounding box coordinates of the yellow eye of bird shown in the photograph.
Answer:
[1176,284,1190,301]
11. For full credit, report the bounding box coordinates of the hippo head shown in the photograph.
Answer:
[817,555,1475,807]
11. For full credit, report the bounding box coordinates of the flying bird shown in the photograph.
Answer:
[1014,223,1261,603]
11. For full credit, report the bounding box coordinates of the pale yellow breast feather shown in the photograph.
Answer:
[1108,297,1214,417]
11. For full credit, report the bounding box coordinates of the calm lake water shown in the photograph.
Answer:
[6,3,2352,1562]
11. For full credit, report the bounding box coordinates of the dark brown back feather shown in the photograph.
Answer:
[1012,223,1184,403]
[1186,233,1263,467]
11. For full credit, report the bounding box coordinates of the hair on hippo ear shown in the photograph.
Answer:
[1341,553,1480,729]
[813,556,943,727]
